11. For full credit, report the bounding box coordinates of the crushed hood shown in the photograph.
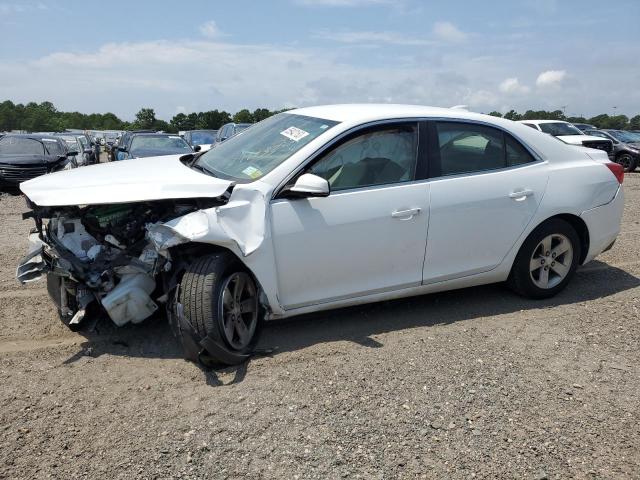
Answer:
[20,154,234,207]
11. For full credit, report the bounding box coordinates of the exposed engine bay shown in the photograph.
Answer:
[17,198,223,330]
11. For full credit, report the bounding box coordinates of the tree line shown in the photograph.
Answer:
[2,100,639,133]
[0,100,286,133]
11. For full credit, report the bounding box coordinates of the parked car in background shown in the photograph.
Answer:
[17,105,624,364]
[115,130,157,160]
[0,134,76,187]
[183,130,218,152]
[572,123,596,132]
[518,120,613,157]
[54,134,94,167]
[117,133,193,160]
[584,129,640,172]
[216,122,251,143]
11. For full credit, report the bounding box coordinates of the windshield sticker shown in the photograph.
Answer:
[320,125,329,130]
[169,136,181,139]
[242,166,263,179]
[42,138,57,142]
[280,126,310,142]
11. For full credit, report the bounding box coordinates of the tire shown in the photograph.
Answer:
[616,153,637,173]
[179,253,262,360]
[508,219,581,299]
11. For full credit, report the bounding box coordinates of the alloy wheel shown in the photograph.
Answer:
[529,233,573,289]
[219,272,259,350]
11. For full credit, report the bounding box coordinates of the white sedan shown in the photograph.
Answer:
[17,105,624,365]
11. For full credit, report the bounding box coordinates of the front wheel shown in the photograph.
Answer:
[508,219,581,299]
[178,253,262,363]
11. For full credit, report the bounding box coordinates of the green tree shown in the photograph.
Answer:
[252,108,273,122]
[133,108,157,129]
[629,115,640,130]
[503,110,522,121]
[607,115,629,130]
[588,114,610,129]
[487,111,502,118]
[233,109,254,124]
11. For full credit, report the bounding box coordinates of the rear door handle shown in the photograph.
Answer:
[392,208,421,219]
[509,189,534,201]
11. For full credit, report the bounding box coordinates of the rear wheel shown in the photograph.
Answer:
[178,253,262,363]
[616,153,637,173]
[508,219,581,299]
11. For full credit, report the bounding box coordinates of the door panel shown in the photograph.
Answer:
[423,163,548,283]
[271,182,430,309]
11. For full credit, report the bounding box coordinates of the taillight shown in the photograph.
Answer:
[605,162,624,184]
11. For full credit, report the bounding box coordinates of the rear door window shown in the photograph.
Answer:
[433,122,535,176]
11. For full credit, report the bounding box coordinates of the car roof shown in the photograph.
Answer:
[131,132,179,137]
[1,133,62,141]
[288,104,465,123]
[516,119,569,125]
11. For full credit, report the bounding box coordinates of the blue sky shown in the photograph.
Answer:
[1,0,639,120]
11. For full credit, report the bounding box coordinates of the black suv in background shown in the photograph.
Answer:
[0,134,76,187]
[585,129,640,172]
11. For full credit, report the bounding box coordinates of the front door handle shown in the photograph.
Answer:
[509,189,534,201]
[392,208,421,219]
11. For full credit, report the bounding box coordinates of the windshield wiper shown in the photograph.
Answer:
[190,162,217,177]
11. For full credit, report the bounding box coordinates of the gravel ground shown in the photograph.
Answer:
[0,175,639,479]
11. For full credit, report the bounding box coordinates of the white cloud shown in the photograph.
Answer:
[432,21,467,43]
[0,2,47,16]
[199,20,222,39]
[499,77,530,94]
[316,30,432,46]
[0,39,505,119]
[536,69,566,87]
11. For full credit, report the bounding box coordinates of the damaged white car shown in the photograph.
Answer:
[17,105,624,365]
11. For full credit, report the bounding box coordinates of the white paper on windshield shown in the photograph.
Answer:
[280,126,309,142]
[42,139,57,142]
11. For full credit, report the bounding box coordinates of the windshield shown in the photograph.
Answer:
[587,131,614,141]
[42,138,65,155]
[0,137,44,155]
[609,130,640,143]
[197,113,339,182]
[63,139,80,152]
[539,122,583,136]
[190,131,217,145]
[129,135,192,157]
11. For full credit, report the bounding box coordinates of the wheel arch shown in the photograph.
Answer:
[168,242,270,311]
[531,213,590,265]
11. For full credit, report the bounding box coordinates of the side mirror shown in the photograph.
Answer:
[220,137,228,142]
[283,173,330,198]
[66,151,79,157]
[193,145,201,152]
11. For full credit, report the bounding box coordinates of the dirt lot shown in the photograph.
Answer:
[1,176,639,480]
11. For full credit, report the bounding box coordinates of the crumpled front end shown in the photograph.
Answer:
[16,199,222,328]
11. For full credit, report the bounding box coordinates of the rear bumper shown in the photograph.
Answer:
[581,185,624,264]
